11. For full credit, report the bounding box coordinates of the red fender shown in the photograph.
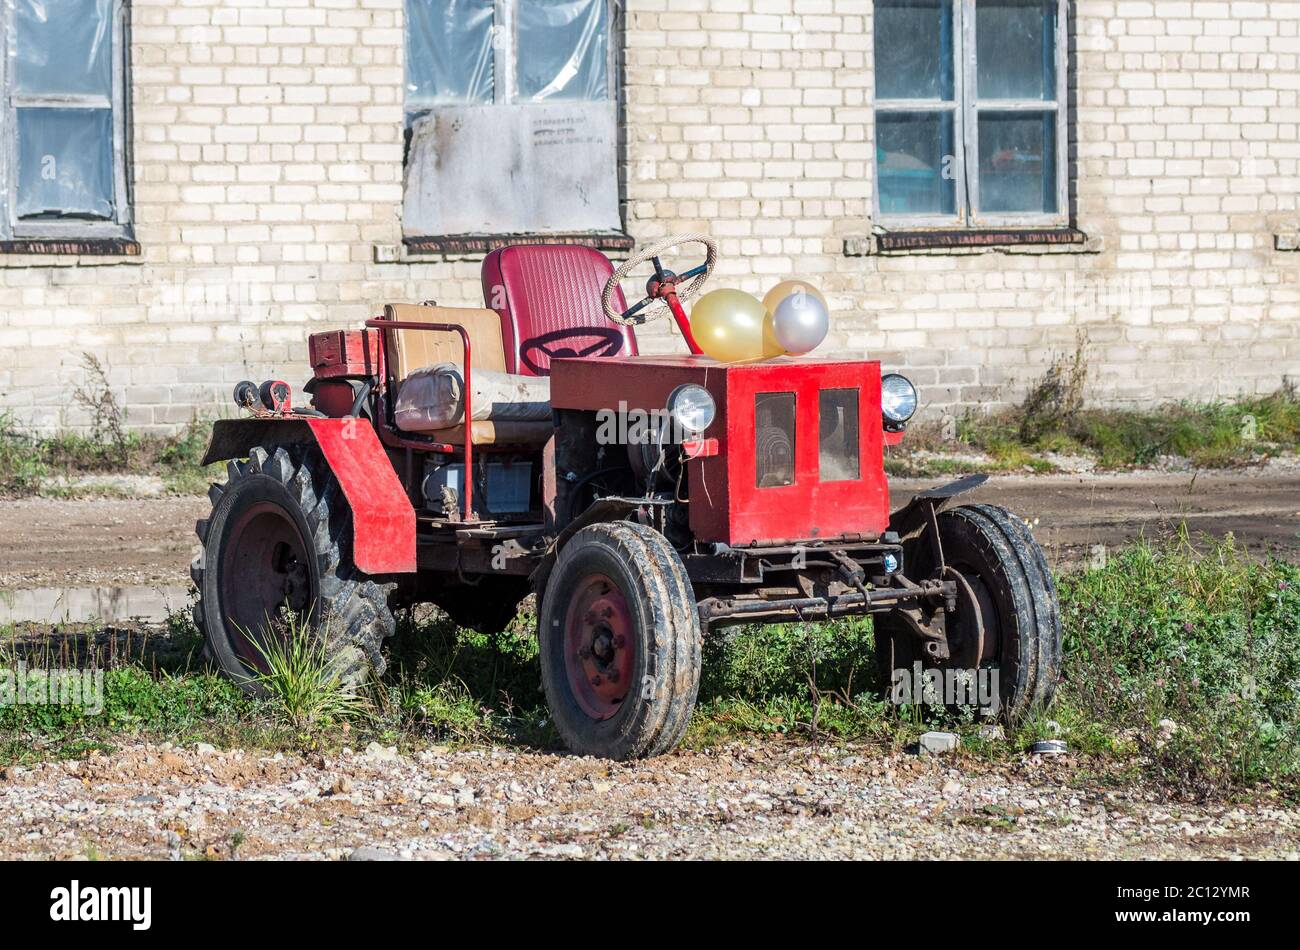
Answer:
[202,417,417,574]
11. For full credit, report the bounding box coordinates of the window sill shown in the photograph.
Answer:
[379,231,635,262]
[845,228,1100,257]
[0,237,142,265]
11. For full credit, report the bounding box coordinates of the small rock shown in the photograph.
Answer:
[161,752,187,772]
[347,847,403,862]
[541,843,585,859]
[591,780,613,794]
[941,780,962,798]
[330,776,353,795]
[363,742,399,763]
[130,794,162,805]
[1158,718,1178,737]
[194,743,217,757]
[918,732,960,755]
[978,723,1005,741]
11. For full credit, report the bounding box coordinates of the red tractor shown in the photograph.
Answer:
[193,235,1060,759]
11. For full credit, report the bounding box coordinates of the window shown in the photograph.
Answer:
[818,389,860,482]
[755,392,796,488]
[873,0,1066,227]
[403,0,619,239]
[1,0,132,241]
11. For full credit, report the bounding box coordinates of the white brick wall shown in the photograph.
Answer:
[0,0,1298,432]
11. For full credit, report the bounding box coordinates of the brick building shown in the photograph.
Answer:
[0,0,1297,433]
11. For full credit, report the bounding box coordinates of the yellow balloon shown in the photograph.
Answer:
[690,289,770,363]
[761,279,828,315]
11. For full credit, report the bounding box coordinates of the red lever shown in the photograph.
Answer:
[665,290,703,356]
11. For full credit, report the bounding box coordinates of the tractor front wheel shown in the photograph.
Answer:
[193,444,395,695]
[875,503,1061,721]
[538,521,701,760]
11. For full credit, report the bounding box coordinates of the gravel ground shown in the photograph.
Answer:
[2,741,1296,860]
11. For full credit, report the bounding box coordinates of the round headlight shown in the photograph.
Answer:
[881,373,918,426]
[667,384,716,435]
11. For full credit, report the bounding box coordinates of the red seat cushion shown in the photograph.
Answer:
[481,244,637,377]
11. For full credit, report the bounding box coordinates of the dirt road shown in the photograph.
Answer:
[2,741,1296,860]
[1,466,1297,595]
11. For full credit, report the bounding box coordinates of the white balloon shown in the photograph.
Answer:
[771,291,830,355]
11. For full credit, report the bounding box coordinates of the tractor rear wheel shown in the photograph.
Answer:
[538,521,701,760]
[875,503,1061,721]
[192,444,395,695]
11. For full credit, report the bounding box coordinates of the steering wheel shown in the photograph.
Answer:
[602,233,718,325]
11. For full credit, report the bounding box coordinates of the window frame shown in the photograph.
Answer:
[404,0,620,124]
[0,0,133,241]
[873,0,1068,230]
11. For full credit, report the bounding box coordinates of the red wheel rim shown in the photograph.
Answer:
[219,500,314,672]
[563,573,635,720]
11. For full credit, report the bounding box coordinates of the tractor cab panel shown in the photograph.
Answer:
[549,354,892,546]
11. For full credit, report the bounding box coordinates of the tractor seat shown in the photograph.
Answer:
[382,303,552,447]
[482,244,637,377]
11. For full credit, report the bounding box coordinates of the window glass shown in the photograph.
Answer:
[15,0,113,97]
[977,111,1056,214]
[874,0,953,101]
[876,112,956,215]
[976,0,1055,101]
[516,0,610,101]
[873,0,1064,224]
[819,389,860,482]
[15,108,115,220]
[405,0,495,111]
[755,393,797,489]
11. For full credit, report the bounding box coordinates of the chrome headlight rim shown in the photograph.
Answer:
[667,383,716,436]
[880,373,918,429]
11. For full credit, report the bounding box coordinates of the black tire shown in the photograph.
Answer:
[538,521,701,760]
[192,444,396,695]
[425,576,531,634]
[875,503,1061,721]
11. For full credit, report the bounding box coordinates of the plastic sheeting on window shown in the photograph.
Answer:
[405,0,494,112]
[15,108,115,220]
[517,0,609,102]
[15,0,113,97]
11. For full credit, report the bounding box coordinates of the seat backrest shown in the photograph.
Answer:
[382,303,507,383]
[481,244,637,377]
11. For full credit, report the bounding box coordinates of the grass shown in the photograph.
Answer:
[887,342,1300,476]
[0,411,218,497]
[0,352,220,497]
[2,534,1297,799]
[1056,529,1300,794]
[245,612,373,732]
